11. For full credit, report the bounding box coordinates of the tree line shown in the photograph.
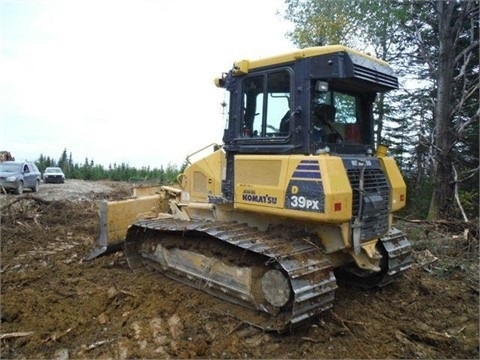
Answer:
[283,0,479,221]
[36,149,184,185]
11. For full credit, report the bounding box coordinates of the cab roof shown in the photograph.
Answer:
[233,45,392,75]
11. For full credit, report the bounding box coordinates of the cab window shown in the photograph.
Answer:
[334,93,357,124]
[312,89,361,144]
[242,70,291,138]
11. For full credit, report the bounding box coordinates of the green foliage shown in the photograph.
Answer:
[34,149,183,185]
[58,148,68,170]
[284,0,358,47]
[398,177,435,219]
[283,0,409,53]
[457,188,479,220]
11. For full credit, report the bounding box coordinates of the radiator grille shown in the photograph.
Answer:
[347,168,390,241]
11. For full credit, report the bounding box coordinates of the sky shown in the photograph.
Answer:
[0,0,294,168]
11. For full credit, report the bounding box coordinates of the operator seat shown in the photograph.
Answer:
[312,104,343,143]
[313,104,336,125]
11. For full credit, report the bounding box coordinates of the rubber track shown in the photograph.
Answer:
[125,218,337,331]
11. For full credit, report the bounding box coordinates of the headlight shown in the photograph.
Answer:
[6,175,17,182]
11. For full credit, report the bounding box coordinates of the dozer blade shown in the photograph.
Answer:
[85,241,124,260]
[85,186,177,261]
[124,218,337,332]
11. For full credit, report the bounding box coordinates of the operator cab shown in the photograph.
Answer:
[219,46,397,156]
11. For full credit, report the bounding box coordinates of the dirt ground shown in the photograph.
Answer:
[1,179,478,359]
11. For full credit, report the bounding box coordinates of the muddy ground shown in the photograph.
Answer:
[0,179,478,359]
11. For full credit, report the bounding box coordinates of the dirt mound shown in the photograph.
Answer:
[0,180,478,359]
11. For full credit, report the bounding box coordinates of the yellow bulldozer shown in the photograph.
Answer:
[87,45,413,332]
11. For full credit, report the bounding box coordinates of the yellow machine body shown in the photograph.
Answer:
[88,45,413,332]
[178,147,406,262]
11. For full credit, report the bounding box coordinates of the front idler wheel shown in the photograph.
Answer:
[261,269,291,307]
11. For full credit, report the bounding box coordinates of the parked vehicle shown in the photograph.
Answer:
[43,167,65,184]
[0,161,41,195]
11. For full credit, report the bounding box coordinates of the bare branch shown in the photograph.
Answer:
[0,331,34,340]
[451,81,479,119]
[451,2,473,49]
[457,116,480,139]
[0,194,51,212]
[453,51,472,82]
[410,2,437,75]
[457,165,480,183]
[454,40,480,65]
[453,165,468,223]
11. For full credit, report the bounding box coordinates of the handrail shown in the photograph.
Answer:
[186,143,221,165]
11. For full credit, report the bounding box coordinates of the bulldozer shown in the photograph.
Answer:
[87,45,413,332]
